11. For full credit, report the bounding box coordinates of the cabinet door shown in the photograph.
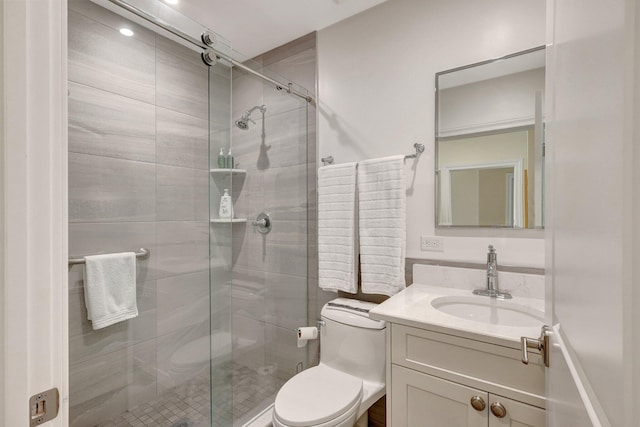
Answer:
[391,365,488,427]
[488,395,545,427]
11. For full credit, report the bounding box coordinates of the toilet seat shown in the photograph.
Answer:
[273,365,363,427]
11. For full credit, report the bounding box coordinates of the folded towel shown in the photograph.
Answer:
[318,162,358,293]
[83,252,138,330]
[358,155,406,296]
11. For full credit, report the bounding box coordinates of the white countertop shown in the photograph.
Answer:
[369,284,546,349]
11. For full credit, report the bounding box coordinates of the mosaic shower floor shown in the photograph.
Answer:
[97,362,286,427]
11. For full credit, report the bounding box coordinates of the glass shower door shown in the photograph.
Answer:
[207,43,234,427]
[67,1,232,426]
[228,57,311,426]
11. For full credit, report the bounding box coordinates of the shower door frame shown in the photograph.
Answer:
[1,0,69,425]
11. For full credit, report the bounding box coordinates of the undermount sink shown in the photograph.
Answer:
[431,295,544,328]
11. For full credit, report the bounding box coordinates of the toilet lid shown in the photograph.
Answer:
[274,365,363,427]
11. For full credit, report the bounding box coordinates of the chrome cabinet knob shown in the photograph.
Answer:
[470,396,486,411]
[490,402,507,418]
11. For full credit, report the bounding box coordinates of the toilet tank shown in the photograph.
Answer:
[320,298,386,385]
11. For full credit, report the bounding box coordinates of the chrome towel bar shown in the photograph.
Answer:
[68,248,150,266]
[321,142,425,167]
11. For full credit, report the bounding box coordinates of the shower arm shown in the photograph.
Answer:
[246,105,266,115]
[240,105,267,124]
[243,105,267,120]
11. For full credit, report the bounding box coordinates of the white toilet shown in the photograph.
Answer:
[272,298,386,427]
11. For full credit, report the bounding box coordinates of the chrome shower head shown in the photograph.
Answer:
[234,105,267,130]
[235,118,250,130]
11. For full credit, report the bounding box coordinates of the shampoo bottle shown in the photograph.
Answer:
[219,189,233,219]
[226,149,235,169]
[217,148,226,168]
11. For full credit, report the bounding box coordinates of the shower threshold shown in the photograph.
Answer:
[241,404,274,427]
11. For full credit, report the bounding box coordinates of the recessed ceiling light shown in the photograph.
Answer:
[119,28,134,37]
[164,0,179,5]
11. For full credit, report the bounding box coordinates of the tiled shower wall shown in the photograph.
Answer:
[67,2,229,425]
[229,33,318,422]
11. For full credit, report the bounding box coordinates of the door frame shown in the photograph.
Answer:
[439,159,524,227]
[1,0,68,425]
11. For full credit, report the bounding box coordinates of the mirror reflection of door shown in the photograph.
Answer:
[450,166,515,226]
[438,128,530,228]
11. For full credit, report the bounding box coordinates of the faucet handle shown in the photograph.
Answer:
[487,245,497,264]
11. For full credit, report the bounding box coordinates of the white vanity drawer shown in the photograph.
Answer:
[391,323,545,408]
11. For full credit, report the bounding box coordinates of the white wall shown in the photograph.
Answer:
[317,0,546,267]
[439,68,545,137]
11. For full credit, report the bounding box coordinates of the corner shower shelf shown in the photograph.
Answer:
[210,218,247,224]
[210,168,247,176]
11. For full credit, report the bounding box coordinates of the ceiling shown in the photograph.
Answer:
[161,0,389,58]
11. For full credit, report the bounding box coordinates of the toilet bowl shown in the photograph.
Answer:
[273,365,362,427]
[273,298,386,427]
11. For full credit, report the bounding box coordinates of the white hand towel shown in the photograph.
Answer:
[83,252,138,330]
[358,155,406,296]
[318,162,358,293]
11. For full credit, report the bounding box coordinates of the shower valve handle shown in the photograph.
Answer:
[252,212,271,234]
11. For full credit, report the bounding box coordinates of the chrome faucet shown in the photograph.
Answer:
[473,245,512,299]
[486,245,498,292]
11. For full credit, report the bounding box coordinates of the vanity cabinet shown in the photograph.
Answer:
[388,324,545,427]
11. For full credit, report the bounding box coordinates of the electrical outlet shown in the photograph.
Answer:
[421,236,444,252]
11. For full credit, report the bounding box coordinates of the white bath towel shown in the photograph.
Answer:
[83,252,138,330]
[358,155,406,296]
[318,162,358,293]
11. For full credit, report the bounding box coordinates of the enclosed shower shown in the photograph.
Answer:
[67,0,317,426]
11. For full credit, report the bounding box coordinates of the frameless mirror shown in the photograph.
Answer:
[436,47,545,229]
